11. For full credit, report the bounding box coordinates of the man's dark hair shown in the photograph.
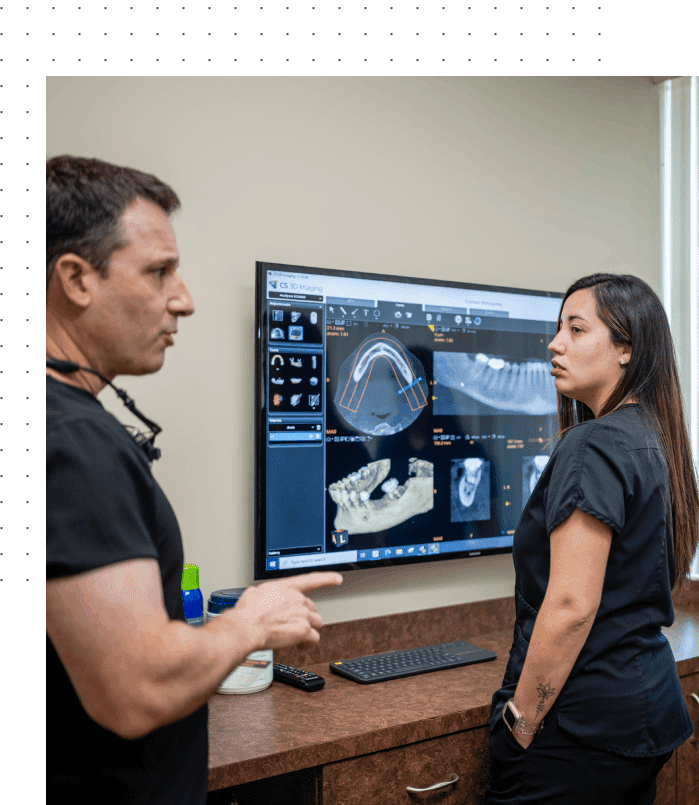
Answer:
[46,155,180,288]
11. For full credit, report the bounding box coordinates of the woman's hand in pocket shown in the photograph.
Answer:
[513,731,534,751]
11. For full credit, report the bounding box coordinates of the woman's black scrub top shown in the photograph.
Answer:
[491,404,693,757]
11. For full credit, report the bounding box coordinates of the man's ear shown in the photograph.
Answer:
[50,254,99,308]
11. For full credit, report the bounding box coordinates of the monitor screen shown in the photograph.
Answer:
[254,261,563,579]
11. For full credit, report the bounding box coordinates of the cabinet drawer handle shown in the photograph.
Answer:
[406,773,459,794]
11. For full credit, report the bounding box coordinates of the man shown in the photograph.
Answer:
[46,155,342,804]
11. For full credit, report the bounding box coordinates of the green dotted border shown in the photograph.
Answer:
[0,0,697,803]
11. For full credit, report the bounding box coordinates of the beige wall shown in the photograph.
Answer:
[46,76,660,623]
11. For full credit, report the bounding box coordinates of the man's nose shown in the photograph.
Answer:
[171,273,195,317]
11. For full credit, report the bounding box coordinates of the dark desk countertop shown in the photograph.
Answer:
[208,630,510,790]
[208,582,699,792]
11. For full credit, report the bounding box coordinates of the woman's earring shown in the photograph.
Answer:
[620,358,627,365]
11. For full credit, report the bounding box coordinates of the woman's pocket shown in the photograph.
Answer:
[501,623,530,688]
[502,723,529,754]
[491,712,528,757]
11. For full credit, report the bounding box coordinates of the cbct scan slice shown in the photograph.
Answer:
[334,333,429,435]
[522,455,550,503]
[328,458,434,535]
[450,458,491,523]
[434,352,556,416]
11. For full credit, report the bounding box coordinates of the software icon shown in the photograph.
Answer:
[332,530,349,547]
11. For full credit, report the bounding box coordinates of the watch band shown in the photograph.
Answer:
[503,698,544,735]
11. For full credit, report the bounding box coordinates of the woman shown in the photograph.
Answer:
[484,273,698,805]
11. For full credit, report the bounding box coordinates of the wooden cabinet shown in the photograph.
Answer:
[655,752,676,805]
[323,727,489,805]
[207,728,489,805]
[208,706,699,805]
[654,671,699,805]
[677,672,699,805]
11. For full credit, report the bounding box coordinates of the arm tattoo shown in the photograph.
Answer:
[536,681,556,717]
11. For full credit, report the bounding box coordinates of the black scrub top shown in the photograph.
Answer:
[491,404,693,758]
[47,377,208,804]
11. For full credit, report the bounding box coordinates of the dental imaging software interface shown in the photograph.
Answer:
[256,263,562,578]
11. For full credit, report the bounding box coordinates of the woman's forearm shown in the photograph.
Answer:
[513,598,596,726]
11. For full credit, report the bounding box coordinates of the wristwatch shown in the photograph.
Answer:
[502,698,544,735]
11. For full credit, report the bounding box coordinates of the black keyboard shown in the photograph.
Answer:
[329,640,497,684]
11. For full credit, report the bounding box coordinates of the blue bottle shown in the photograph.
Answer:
[181,564,204,626]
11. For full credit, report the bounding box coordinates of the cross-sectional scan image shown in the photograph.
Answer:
[333,333,429,436]
[522,455,549,504]
[434,352,556,416]
[450,458,490,523]
[328,457,434,535]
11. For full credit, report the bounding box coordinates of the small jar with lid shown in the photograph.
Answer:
[207,588,274,694]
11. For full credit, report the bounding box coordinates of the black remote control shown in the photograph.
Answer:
[273,663,325,691]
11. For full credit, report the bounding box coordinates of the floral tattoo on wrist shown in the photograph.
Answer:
[536,681,556,717]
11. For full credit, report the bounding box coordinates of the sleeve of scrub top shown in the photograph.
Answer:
[545,422,627,538]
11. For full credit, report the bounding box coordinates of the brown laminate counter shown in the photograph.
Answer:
[208,630,510,791]
[207,581,699,793]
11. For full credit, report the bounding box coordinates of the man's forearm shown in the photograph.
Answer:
[109,615,260,739]
[52,563,337,740]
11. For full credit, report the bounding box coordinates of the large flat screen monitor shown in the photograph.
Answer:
[254,261,563,580]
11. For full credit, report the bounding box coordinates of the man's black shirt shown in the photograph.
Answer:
[47,376,208,804]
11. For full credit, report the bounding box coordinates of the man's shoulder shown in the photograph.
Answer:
[48,377,109,439]
[47,375,100,415]
[46,376,147,470]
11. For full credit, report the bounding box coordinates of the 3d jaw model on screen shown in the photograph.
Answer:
[434,352,556,415]
[334,334,428,436]
[328,458,434,535]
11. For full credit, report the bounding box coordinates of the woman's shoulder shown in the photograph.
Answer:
[557,406,651,457]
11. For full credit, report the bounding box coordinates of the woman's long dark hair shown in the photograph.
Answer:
[556,273,698,587]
